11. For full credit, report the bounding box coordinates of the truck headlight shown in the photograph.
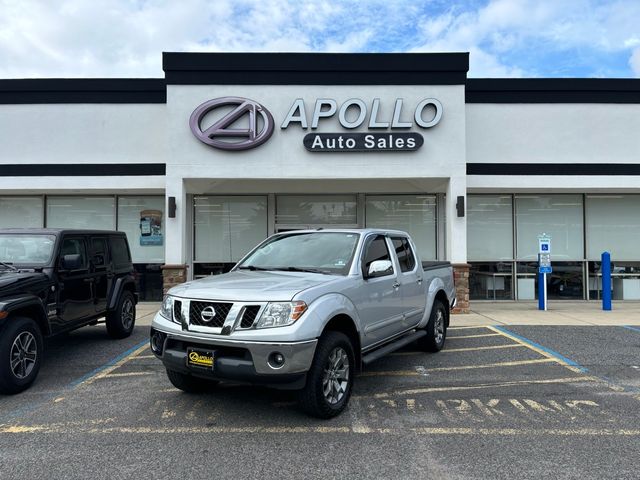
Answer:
[255,301,307,328]
[160,295,174,321]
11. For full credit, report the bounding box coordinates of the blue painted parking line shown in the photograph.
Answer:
[491,326,588,373]
[70,339,149,387]
[622,326,640,334]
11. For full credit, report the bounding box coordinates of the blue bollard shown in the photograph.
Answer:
[538,272,545,310]
[602,251,612,311]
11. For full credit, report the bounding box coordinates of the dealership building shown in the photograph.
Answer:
[1,52,639,312]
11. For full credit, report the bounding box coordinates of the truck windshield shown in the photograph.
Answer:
[0,234,56,266]
[237,232,360,275]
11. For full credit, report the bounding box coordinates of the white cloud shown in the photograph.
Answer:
[0,0,638,78]
[630,48,640,77]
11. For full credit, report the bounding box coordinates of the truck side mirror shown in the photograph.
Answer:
[365,260,393,279]
[62,254,83,270]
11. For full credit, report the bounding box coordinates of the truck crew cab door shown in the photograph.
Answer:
[356,234,405,348]
[56,236,94,328]
[390,236,425,328]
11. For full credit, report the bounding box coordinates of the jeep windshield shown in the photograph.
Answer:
[0,234,56,267]
[237,232,360,276]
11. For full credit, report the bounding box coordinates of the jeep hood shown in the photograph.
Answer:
[0,270,50,294]
[168,270,339,302]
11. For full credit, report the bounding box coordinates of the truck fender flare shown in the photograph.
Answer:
[305,293,362,338]
[107,275,136,310]
[0,294,49,334]
[418,277,447,329]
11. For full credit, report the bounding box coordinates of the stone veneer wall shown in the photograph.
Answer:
[452,263,470,314]
[161,264,188,294]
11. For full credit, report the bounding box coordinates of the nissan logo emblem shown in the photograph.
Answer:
[200,306,217,323]
[189,97,275,151]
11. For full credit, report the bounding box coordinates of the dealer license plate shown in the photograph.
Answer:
[187,347,214,370]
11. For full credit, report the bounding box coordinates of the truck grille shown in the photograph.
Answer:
[239,305,261,329]
[174,300,183,324]
[189,301,232,328]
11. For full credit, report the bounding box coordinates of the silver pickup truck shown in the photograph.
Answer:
[150,229,456,418]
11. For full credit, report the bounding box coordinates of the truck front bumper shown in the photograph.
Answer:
[150,314,317,389]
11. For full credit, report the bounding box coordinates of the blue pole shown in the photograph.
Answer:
[602,251,612,311]
[538,271,545,310]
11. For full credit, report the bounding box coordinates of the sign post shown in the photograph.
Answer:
[537,234,552,311]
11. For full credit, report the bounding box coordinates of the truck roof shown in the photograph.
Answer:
[275,228,412,236]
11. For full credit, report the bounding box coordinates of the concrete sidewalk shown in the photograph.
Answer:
[134,301,640,328]
[455,301,640,327]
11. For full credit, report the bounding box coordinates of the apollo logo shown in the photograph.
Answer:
[189,97,275,151]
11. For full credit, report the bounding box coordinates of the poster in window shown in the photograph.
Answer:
[139,210,163,246]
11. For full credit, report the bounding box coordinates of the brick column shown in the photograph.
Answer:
[452,263,470,314]
[161,264,188,294]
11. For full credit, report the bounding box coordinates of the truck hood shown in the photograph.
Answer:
[169,270,339,302]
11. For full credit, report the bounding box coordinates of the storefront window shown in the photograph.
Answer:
[467,195,513,261]
[516,261,584,300]
[46,197,115,230]
[586,195,640,261]
[469,262,513,300]
[588,261,640,300]
[117,196,165,263]
[0,197,43,228]
[515,195,583,261]
[365,195,437,260]
[276,195,357,226]
[194,196,267,262]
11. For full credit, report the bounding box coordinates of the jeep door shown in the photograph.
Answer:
[353,234,405,348]
[56,236,94,327]
[89,236,111,313]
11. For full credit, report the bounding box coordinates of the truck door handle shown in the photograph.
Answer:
[393,282,401,289]
[83,278,94,283]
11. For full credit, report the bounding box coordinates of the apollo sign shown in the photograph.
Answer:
[189,97,443,152]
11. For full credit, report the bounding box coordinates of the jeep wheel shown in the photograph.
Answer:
[166,369,218,393]
[0,316,44,395]
[418,299,447,352]
[298,331,354,419]
[106,290,136,339]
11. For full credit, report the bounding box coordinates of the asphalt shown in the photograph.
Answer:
[0,303,639,479]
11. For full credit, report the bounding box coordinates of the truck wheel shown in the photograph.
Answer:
[0,317,44,395]
[106,290,136,339]
[166,369,217,393]
[298,331,354,419]
[418,299,447,352]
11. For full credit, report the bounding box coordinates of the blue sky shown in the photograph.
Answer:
[0,0,639,78]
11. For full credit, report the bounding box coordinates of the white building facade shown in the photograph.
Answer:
[1,53,639,311]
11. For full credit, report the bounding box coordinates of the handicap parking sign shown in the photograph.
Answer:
[538,234,551,254]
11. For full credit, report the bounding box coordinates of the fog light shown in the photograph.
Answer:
[268,352,285,369]
[150,329,166,355]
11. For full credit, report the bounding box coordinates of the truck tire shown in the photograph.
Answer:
[165,369,218,393]
[298,331,355,419]
[0,316,44,394]
[106,290,136,339]
[418,299,447,352]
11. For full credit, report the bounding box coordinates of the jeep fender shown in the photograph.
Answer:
[107,275,137,310]
[0,294,49,335]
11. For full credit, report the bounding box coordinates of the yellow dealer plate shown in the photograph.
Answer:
[187,348,214,369]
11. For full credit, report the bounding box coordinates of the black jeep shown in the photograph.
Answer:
[0,229,138,394]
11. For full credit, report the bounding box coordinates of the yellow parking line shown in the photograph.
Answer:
[78,343,150,386]
[448,333,501,340]
[103,372,154,378]
[3,423,637,436]
[448,326,491,331]
[369,376,597,399]
[132,355,157,360]
[361,358,555,376]
[391,344,523,356]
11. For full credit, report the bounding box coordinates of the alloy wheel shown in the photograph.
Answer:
[10,331,37,379]
[322,346,350,405]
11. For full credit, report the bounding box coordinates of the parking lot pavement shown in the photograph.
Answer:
[1,324,639,480]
